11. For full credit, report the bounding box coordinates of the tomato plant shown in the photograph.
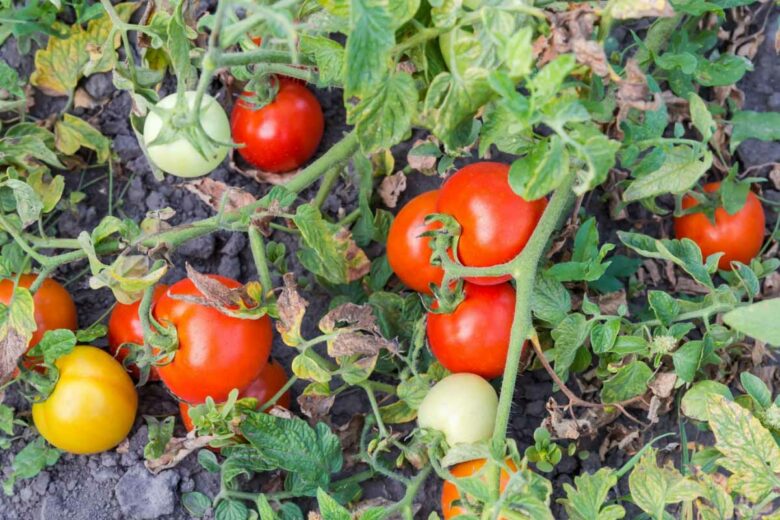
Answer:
[32,346,137,454]
[231,78,324,173]
[152,275,273,403]
[143,91,231,178]
[674,182,766,270]
[417,373,498,446]
[436,162,547,284]
[107,284,168,380]
[386,190,444,294]
[427,282,520,379]
[0,275,77,349]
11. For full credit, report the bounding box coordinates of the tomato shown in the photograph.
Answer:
[441,458,518,519]
[143,91,231,178]
[674,182,765,270]
[0,274,77,349]
[231,78,324,173]
[179,358,291,432]
[153,275,273,403]
[32,346,137,454]
[427,282,520,379]
[417,373,497,446]
[386,190,444,294]
[107,285,168,381]
[437,162,547,284]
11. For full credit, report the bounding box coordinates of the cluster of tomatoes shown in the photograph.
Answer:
[2,273,290,455]
[143,76,324,178]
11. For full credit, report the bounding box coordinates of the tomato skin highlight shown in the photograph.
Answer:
[436,162,547,284]
[427,282,520,379]
[153,275,273,403]
[417,373,497,446]
[107,285,168,381]
[386,190,444,294]
[0,274,77,349]
[441,458,518,519]
[674,182,765,271]
[179,358,291,432]
[143,91,231,178]
[231,78,324,173]
[32,346,138,454]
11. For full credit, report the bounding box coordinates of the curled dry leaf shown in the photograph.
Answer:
[0,329,30,385]
[230,150,300,185]
[543,398,619,440]
[649,372,677,399]
[769,164,780,190]
[172,264,265,319]
[616,60,661,129]
[334,228,372,282]
[337,414,365,468]
[276,273,309,346]
[539,5,598,67]
[267,406,296,420]
[73,88,98,109]
[572,39,611,78]
[184,177,256,213]
[407,138,438,175]
[609,0,674,19]
[378,172,407,208]
[319,302,398,358]
[597,290,628,316]
[144,433,217,474]
[598,423,642,461]
[297,393,336,423]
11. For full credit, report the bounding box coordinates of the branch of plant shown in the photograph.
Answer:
[361,383,389,437]
[247,225,274,301]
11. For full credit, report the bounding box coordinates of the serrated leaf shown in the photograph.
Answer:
[2,180,43,228]
[300,34,344,85]
[601,361,652,403]
[623,147,712,202]
[292,354,332,384]
[723,299,780,346]
[55,113,110,163]
[316,488,351,520]
[551,313,591,380]
[31,3,137,96]
[509,136,569,200]
[618,232,713,288]
[628,449,704,518]
[349,71,417,153]
[707,395,780,503]
[344,0,393,98]
[214,499,249,520]
[181,491,211,518]
[560,468,625,520]
[648,291,679,327]
[672,340,704,383]
[532,276,572,324]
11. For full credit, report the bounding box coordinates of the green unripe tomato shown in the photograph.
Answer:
[417,373,498,446]
[143,91,230,178]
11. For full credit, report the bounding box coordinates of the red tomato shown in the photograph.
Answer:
[180,358,291,432]
[437,162,547,284]
[427,282,522,379]
[0,274,77,349]
[231,78,324,173]
[441,458,518,519]
[674,182,765,270]
[153,275,272,403]
[386,190,445,294]
[107,285,168,381]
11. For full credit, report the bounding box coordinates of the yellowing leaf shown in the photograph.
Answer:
[0,287,36,383]
[55,114,110,163]
[609,0,675,19]
[707,395,780,503]
[31,3,138,96]
[628,449,704,519]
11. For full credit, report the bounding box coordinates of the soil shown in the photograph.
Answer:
[0,7,779,520]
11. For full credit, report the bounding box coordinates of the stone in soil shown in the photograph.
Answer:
[114,466,180,520]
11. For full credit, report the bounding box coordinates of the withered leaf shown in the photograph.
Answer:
[174,264,265,319]
[378,172,407,208]
[406,138,438,175]
[609,0,675,20]
[276,273,308,346]
[144,433,216,474]
[319,302,378,334]
[1,287,38,383]
[184,178,257,213]
[572,39,610,78]
[649,372,677,399]
[329,332,396,358]
[297,393,335,423]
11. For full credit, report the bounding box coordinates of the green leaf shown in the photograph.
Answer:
[0,404,14,436]
[532,276,572,324]
[618,232,713,288]
[729,110,780,152]
[241,412,342,495]
[695,54,752,87]
[344,0,393,98]
[623,147,712,202]
[601,361,652,403]
[740,372,771,409]
[707,395,780,503]
[144,416,175,460]
[27,329,76,365]
[681,380,733,421]
[316,488,351,520]
[648,291,679,327]
[559,468,625,520]
[214,499,249,520]
[348,71,417,152]
[628,449,704,518]
[54,113,111,163]
[2,179,43,228]
[3,437,60,495]
[509,136,569,200]
[590,318,621,354]
[291,353,332,384]
[26,171,65,213]
[688,93,715,142]
[723,299,780,346]
[672,340,704,383]
[574,133,621,195]
[551,313,591,380]
[300,34,344,85]
[181,491,211,518]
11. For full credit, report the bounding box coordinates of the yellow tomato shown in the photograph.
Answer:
[33,346,138,454]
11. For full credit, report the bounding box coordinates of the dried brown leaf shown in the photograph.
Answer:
[0,328,28,385]
[144,434,216,473]
[73,88,98,108]
[297,393,335,423]
[378,172,407,208]
[597,290,628,316]
[770,164,780,190]
[180,264,261,313]
[572,39,610,77]
[407,138,438,175]
[319,302,378,334]
[543,398,619,440]
[184,178,256,213]
[276,273,308,346]
[267,406,296,420]
[610,0,674,19]
[333,228,371,282]
[649,372,677,399]
[230,150,300,185]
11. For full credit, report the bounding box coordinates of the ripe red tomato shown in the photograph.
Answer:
[0,274,77,349]
[437,162,547,284]
[674,182,765,270]
[153,275,273,403]
[386,190,444,294]
[231,78,324,173]
[180,358,291,432]
[107,284,168,381]
[441,458,518,519]
[427,282,520,379]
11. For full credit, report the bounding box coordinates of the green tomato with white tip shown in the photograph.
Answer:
[143,91,230,178]
[417,372,498,446]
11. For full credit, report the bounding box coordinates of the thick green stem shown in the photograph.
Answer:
[218,48,296,66]
[258,375,298,412]
[313,167,341,209]
[362,383,389,437]
[248,226,274,300]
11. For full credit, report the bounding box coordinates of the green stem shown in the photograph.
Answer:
[636,303,736,327]
[384,467,432,519]
[0,215,51,267]
[248,226,274,300]
[362,383,389,437]
[254,63,319,84]
[218,49,301,67]
[313,167,340,209]
[258,375,298,412]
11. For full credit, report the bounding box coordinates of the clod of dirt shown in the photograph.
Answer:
[114,466,181,520]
